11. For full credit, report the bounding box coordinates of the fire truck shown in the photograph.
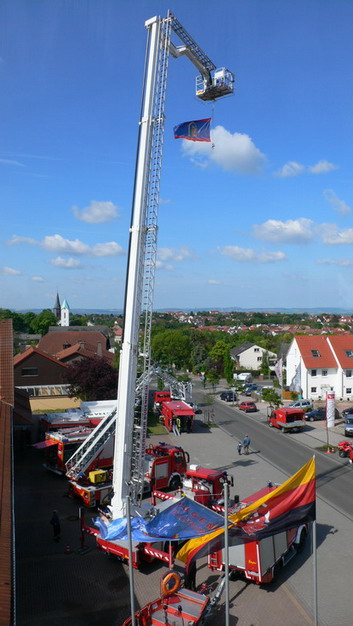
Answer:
[159,400,195,432]
[152,465,234,508]
[207,485,308,584]
[267,407,306,433]
[69,442,190,508]
[33,427,111,475]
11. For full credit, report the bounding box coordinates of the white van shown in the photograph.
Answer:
[234,373,252,383]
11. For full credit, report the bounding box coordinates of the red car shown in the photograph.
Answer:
[238,401,258,413]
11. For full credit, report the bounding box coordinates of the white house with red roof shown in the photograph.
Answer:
[286,335,353,400]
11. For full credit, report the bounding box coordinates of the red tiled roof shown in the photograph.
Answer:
[13,346,68,368]
[295,336,337,368]
[38,330,108,354]
[55,342,114,365]
[328,335,353,369]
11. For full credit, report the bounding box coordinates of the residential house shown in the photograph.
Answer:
[55,340,114,366]
[14,347,69,396]
[230,342,277,371]
[286,334,353,400]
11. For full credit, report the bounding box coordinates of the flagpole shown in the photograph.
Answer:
[312,453,318,626]
[126,494,136,626]
[223,477,230,626]
[312,519,318,626]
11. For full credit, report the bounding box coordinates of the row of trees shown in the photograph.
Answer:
[151,327,282,383]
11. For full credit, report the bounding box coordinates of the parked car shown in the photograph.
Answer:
[220,391,237,402]
[342,407,353,418]
[244,384,258,396]
[238,401,258,413]
[305,407,326,422]
[344,416,353,437]
[289,400,312,411]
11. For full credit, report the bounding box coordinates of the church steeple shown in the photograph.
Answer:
[53,292,61,320]
[61,299,70,327]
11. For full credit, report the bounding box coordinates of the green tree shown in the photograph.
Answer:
[30,309,57,335]
[209,340,228,376]
[223,350,233,383]
[260,350,270,377]
[63,357,118,401]
[261,388,282,408]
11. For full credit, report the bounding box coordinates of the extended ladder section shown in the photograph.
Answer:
[65,408,117,479]
[129,15,172,506]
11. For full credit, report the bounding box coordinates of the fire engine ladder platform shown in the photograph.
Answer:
[148,588,209,624]
[65,408,117,479]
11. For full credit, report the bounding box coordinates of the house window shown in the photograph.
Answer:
[345,350,353,358]
[311,369,317,376]
[346,370,352,378]
[21,367,38,376]
[311,387,317,393]
[347,388,352,395]
[322,370,328,376]
[257,356,262,362]
[254,347,259,352]
[311,350,320,357]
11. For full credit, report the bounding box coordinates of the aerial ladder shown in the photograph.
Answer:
[109,11,234,519]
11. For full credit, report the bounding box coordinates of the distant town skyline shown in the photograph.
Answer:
[2,1,353,311]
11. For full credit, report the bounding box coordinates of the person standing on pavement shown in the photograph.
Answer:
[50,509,61,542]
[237,442,242,455]
[242,435,251,455]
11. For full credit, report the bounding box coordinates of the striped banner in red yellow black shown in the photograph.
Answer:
[176,457,316,567]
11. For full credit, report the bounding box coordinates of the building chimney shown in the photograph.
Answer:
[79,341,85,349]
[96,341,102,357]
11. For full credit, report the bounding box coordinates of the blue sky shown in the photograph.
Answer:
[2,0,353,311]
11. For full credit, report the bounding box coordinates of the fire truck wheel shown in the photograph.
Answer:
[338,450,347,458]
[169,476,181,491]
[281,427,286,433]
[273,560,282,580]
[268,421,273,427]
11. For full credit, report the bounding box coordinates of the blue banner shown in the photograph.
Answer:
[94,496,224,542]
[173,118,211,142]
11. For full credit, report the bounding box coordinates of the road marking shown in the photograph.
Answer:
[282,582,312,624]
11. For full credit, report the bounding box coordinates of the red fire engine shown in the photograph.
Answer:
[70,442,190,508]
[159,400,195,432]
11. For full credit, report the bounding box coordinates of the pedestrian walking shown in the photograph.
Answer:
[242,435,251,455]
[186,416,192,433]
[237,442,242,455]
[50,509,61,542]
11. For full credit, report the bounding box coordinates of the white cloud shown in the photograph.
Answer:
[50,257,83,269]
[275,159,338,178]
[253,218,314,243]
[71,200,120,223]
[8,235,37,245]
[181,125,266,174]
[157,246,193,262]
[1,266,21,275]
[8,233,124,257]
[309,160,338,174]
[218,246,286,263]
[317,258,353,267]
[208,279,221,285]
[324,189,351,216]
[31,276,44,281]
[274,161,305,178]
[319,223,353,245]
[92,241,123,257]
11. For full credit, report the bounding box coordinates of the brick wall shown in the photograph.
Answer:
[0,319,14,405]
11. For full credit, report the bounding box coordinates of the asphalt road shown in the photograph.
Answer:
[197,392,353,521]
